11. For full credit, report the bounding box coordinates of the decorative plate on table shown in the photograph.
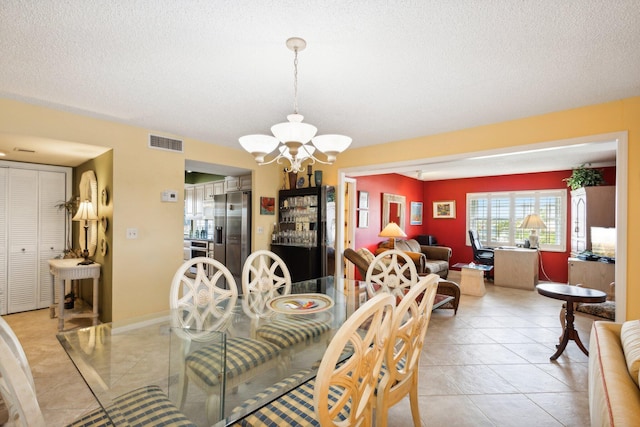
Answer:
[268,293,334,314]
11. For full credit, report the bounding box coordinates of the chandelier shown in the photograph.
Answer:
[239,37,352,173]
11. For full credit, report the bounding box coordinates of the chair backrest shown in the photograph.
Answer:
[365,249,417,299]
[0,317,46,426]
[313,293,395,426]
[241,250,291,318]
[383,273,439,393]
[169,257,238,333]
[468,229,483,252]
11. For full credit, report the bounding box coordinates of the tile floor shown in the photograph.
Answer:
[3,280,596,427]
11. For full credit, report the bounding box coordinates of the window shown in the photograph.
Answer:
[467,190,567,251]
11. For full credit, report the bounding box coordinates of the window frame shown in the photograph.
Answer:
[466,189,567,252]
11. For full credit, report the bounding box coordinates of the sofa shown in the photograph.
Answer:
[376,238,451,279]
[588,320,640,426]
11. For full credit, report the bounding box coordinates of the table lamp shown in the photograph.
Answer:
[519,213,546,249]
[379,222,407,249]
[73,200,99,265]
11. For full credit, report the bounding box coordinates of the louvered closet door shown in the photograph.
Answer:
[0,168,7,315]
[8,168,38,313]
[39,171,66,308]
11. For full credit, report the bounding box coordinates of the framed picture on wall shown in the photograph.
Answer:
[358,210,369,228]
[410,202,423,225]
[433,200,456,219]
[358,191,369,209]
[260,197,275,215]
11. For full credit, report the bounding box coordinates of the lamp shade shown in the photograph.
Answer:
[379,222,407,239]
[270,114,317,144]
[311,134,352,161]
[519,213,546,230]
[72,200,99,222]
[238,134,280,162]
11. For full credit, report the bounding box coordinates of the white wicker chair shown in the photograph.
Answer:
[170,256,282,423]
[376,273,439,426]
[365,248,417,299]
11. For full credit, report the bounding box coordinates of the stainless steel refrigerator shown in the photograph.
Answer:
[213,191,251,289]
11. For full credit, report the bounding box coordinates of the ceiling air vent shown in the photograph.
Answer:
[149,134,183,153]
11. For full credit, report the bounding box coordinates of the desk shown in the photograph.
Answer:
[48,258,101,331]
[57,276,359,427]
[452,263,492,296]
[494,248,538,290]
[536,283,606,360]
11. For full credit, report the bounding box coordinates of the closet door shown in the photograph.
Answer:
[38,171,66,308]
[8,169,38,313]
[0,168,7,314]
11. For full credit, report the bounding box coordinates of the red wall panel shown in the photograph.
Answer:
[352,167,615,283]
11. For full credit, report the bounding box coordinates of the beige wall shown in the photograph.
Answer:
[334,97,640,320]
[1,96,638,320]
[0,98,281,321]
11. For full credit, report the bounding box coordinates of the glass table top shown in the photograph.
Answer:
[57,276,367,426]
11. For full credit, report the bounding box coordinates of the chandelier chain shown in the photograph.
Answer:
[293,47,299,114]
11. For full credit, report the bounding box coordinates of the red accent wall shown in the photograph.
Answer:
[354,174,424,252]
[353,167,615,283]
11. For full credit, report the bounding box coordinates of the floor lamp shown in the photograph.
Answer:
[379,222,407,248]
[73,200,99,265]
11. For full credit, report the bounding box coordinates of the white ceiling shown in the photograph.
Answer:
[0,1,634,177]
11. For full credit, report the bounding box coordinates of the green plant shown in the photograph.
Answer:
[563,163,605,190]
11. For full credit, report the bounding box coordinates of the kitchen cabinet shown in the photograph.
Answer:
[184,186,195,217]
[213,181,225,195]
[204,182,215,201]
[194,185,205,217]
[570,186,615,256]
[204,181,225,200]
[0,164,69,315]
[184,184,206,218]
[224,174,251,193]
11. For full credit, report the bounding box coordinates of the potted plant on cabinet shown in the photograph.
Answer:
[563,163,605,190]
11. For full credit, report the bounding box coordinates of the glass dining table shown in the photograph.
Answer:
[57,276,368,426]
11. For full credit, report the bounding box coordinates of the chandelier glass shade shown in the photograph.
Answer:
[238,38,352,173]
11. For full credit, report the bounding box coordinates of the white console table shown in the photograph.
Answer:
[48,259,101,331]
[494,248,539,290]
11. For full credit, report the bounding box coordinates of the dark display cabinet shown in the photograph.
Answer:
[271,186,335,282]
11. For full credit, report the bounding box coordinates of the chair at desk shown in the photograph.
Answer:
[170,257,282,424]
[231,292,395,426]
[0,316,196,427]
[468,229,495,277]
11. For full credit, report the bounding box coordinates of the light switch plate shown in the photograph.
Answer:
[161,190,178,202]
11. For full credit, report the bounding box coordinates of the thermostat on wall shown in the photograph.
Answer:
[161,190,178,202]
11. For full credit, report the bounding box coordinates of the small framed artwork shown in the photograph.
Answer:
[433,200,456,219]
[358,191,369,209]
[260,197,275,215]
[410,202,423,225]
[358,210,369,228]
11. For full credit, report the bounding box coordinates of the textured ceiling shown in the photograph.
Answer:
[0,1,635,175]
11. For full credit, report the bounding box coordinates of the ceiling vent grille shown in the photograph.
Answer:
[149,134,183,153]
